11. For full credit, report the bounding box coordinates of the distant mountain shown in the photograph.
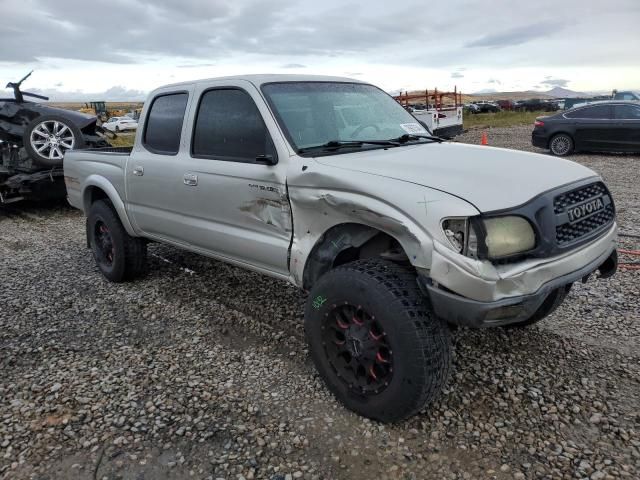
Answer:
[544,87,585,98]
[473,88,498,94]
[468,90,553,101]
[468,87,587,101]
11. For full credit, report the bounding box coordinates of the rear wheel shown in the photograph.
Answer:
[87,200,147,282]
[305,259,452,422]
[549,133,574,156]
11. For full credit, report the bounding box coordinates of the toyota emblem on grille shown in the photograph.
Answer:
[567,197,605,222]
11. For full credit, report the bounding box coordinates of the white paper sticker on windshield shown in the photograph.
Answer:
[400,123,428,134]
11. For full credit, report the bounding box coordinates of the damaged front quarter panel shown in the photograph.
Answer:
[285,159,480,289]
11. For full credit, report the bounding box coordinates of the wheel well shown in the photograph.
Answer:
[84,186,109,212]
[302,223,410,290]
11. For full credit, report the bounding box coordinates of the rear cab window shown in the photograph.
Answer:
[143,92,189,155]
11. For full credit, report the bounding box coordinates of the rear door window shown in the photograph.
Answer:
[192,88,275,162]
[614,105,640,119]
[143,92,189,155]
[565,105,613,119]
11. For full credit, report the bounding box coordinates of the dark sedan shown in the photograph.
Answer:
[532,101,640,156]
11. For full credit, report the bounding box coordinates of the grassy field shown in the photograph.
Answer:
[107,133,136,147]
[463,110,547,129]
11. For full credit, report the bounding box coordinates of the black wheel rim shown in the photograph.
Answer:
[94,221,115,267]
[322,303,393,395]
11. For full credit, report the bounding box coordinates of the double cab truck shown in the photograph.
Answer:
[65,75,618,422]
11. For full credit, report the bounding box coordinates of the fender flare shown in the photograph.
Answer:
[302,223,381,290]
[82,175,137,237]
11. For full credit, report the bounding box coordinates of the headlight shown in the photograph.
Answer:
[482,216,535,258]
[441,216,535,260]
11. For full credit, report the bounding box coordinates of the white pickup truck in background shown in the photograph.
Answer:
[64,75,618,422]
[394,88,464,138]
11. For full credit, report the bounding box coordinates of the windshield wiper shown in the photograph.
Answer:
[391,133,444,144]
[298,139,400,153]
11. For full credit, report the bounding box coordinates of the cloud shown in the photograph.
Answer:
[0,0,438,64]
[177,63,217,68]
[0,0,638,94]
[487,78,502,85]
[27,85,147,102]
[465,22,563,49]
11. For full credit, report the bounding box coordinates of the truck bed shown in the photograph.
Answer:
[64,146,132,214]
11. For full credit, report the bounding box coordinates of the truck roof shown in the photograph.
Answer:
[157,74,367,91]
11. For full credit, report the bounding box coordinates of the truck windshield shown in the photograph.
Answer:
[261,82,432,155]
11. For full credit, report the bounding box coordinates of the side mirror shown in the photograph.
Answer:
[255,154,277,165]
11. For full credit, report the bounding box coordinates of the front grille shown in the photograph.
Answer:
[553,182,607,214]
[556,204,614,245]
[554,182,614,246]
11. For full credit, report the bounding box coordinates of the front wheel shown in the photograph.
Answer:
[549,133,574,156]
[305,259,452,423]
[87,200,147,282]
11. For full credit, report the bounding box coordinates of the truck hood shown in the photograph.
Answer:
[315,142,597,212]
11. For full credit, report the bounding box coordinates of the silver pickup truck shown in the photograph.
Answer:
[65,75,618,422]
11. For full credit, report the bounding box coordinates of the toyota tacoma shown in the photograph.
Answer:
[64,75,618,422]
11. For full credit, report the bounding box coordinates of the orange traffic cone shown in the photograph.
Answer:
[480,131,488,145]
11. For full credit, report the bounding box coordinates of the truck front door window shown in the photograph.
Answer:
[143,92,188,155]
[192,89,275,163]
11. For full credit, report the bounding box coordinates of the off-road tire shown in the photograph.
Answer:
[23,114,85,167]
[549,133,574,156]
[87,200,147,282]
[305,258,452,423]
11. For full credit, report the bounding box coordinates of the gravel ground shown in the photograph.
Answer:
[1,126,639,480]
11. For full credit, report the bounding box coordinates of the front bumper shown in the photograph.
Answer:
[420,223,617,327]
[421,246,617,327]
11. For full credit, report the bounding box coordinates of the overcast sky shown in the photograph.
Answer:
[1,0,639,101]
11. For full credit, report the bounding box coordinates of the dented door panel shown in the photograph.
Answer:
[168,79,293,276]
[175,158,292,275]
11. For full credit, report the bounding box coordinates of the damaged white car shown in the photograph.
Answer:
[64,75,618,422]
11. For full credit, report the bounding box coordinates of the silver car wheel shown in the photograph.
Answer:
[550,134,571,156]
[29,120,76,161]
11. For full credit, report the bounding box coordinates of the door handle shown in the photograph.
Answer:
[183,173,198,186]
[132,166,144,176]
